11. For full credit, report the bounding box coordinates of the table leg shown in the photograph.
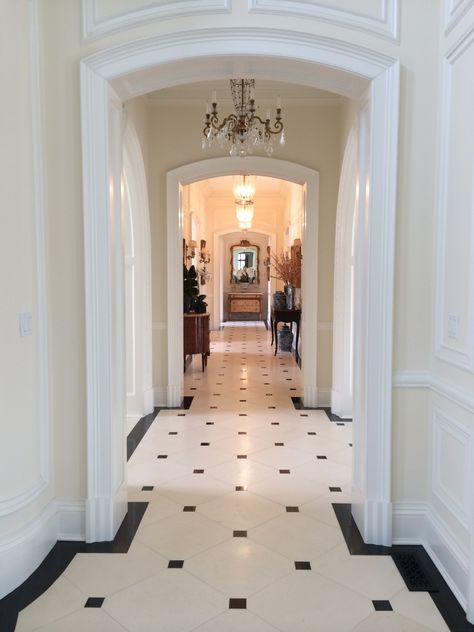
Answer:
[201,353,205,372]
[274,319,278,355]
[270,316,274,345]
[295,320,300,359]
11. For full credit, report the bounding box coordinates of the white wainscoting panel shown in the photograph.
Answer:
[248,0,399,41]
[434,25,474,371]
[444,0,474,34]
[82,0,231,40]
[432,409,471,530]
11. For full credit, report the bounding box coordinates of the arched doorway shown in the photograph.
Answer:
[166,157,318,411]
[80,32,399,547]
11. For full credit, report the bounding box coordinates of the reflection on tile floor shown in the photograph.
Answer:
[15,322,448,632]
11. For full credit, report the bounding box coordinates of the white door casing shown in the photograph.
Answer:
[80,29,399,545]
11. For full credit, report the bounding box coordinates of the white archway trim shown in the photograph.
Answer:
[332,125,358,419]
[123,120,154,419]
[167,157,319,408]
[80,31,399,546]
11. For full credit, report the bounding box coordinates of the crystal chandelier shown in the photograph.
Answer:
[202,79,284,157]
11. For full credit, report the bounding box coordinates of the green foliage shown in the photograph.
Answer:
[183,264,202,312]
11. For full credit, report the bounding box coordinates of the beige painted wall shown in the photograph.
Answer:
[0,1,53,539]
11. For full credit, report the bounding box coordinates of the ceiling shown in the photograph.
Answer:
[146,78,342,106]
[192,175,293,200]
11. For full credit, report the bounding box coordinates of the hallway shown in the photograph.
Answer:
[15,323,448,631]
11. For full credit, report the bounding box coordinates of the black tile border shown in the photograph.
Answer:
[332,503,474,631]
[291,397,352,422]
[0,502,148,632]
[127,397,194,460]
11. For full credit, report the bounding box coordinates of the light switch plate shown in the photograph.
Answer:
[19,312,33,337]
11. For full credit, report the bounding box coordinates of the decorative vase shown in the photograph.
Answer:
[285,283,295,310]
[273,291,286,309]
[278,324,294,352]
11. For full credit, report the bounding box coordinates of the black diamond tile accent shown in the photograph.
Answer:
[168,560,184,569]
[300,414,308,417]
[271,422,279,425]
[239,414,247,417]
[372,600,393,611]
[268,406,276,409]
[190,388,197,391]
[233,530,247,537]
[235,485,248,492]
[229,598,247,609]
[295,561,311,570]
[280,469,290,474]
[200,442,210,446]
[183,506,196,512]
[266,393,272,396]
[193,469,204,474]
[240,388,247,390]
[308,432,317,435]
[349,443,353,447]
[178,414,186,417]
[141,486,154,491]
[168,431,178,435]
[264,382,270,385]
[275,442,284,446]
[210,406,218,409]
[237,455,247,459]
[206,422,214,425]
[85,597,104,608]
[286,506,299,512]
[329,486,342,492]
[238,431,247,435]
[157,455,168,459]
[239,400,246,402]
[317,455,327,460]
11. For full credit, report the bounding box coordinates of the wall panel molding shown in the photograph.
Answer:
[432,408,471,529]
[444,0,474,35]
[248,0,400,41]
[82,0,231,40]
[393,370,474,414]
[0,0,51,518]
[434,24,474,373]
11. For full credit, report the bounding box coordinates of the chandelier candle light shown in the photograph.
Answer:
[202,79,284,157]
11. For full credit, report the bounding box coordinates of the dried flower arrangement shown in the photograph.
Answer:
[271,252,299,286]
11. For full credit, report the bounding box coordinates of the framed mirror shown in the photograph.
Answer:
[231,240,260,284]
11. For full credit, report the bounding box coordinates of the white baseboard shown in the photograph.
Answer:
[143,387,154,414]
[154,386,169,407]
[393,501,469,611]
[317,387,332,407]
[0,498,85,599]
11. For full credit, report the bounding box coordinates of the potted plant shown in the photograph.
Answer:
[183,264,199,312]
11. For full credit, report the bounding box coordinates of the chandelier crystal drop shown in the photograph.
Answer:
[202,79,284,157]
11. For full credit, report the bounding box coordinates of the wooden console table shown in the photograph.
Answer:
[183,313,210,371]
[228,293,263,321]
[270,308,301,357]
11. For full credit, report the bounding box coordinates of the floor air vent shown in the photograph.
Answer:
[391,552,438,592]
